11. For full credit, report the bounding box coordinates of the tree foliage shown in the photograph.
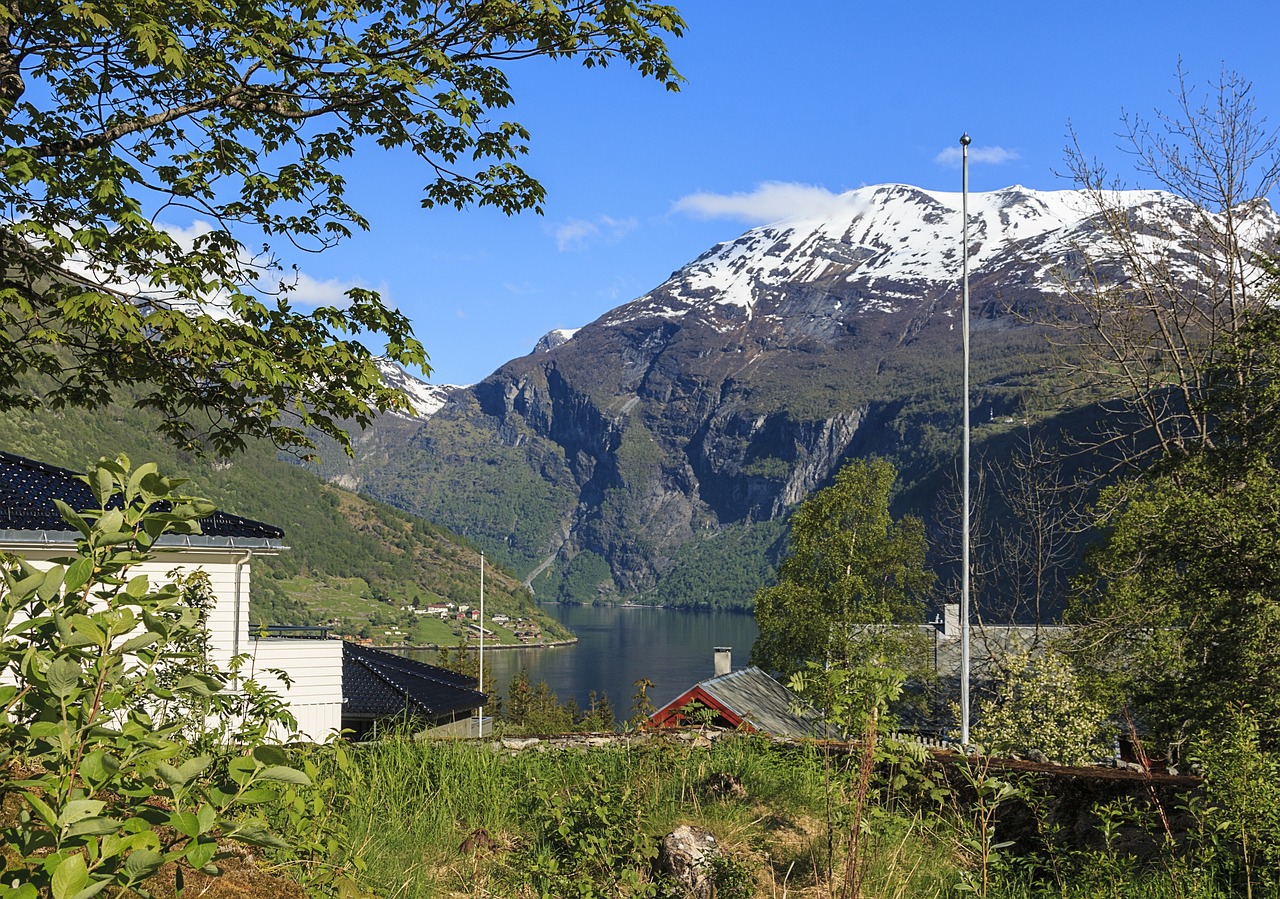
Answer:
[973,646,1110,766]
[750,459,934,681]
[502,669,614,733]
[1070,307,1280,753]
[0,0,684,457]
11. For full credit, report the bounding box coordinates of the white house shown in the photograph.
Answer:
[0,450,487,742]
[0,451,340,742]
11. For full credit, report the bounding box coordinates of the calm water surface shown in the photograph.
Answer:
[417,604,758,722]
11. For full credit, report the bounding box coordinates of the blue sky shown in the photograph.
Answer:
[242,0,1280,386]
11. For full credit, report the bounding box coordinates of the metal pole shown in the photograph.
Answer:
[479,551,485,731]
[959,132,972,748]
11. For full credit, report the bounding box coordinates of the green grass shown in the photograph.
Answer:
[279,734,1254,899]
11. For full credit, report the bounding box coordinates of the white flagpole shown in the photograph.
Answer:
[479,551,485,731]
[959,132,972,749]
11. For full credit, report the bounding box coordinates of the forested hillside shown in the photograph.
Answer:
[0,393,567,640]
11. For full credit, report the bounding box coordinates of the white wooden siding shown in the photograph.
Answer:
[248,638,345,743]
[5,546,344,744]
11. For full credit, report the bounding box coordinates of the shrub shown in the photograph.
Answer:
[0,456,346,897]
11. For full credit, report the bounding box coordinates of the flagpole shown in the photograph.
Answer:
[479,551,485,732]
[959,132,972,749]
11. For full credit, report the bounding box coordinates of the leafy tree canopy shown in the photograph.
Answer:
[750,458,934,680]
[1070,304,1280,752]
[0,0,683,457]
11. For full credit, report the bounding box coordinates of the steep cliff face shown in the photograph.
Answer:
[340,183,1280,604]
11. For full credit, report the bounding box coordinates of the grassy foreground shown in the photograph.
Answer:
[261,731,1264,899]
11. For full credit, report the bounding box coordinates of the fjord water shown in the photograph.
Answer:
[447,605,758,724]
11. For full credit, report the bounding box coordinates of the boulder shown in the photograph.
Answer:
[657,824,719,898]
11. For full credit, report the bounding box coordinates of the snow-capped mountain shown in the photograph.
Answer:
[531,327,580,354]
[604,183,1276,329]
[337,184,1280,604]
[373,358,460,419]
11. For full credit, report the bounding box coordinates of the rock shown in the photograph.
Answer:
[657,825,719,899]
[702,772,747,801]
[500,737,541,751]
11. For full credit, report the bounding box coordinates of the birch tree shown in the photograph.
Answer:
[1051,65,1280,471]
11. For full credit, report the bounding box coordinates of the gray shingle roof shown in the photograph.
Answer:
[680,667,837,739]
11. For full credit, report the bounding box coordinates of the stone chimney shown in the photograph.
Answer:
[714,646,732,677]
[941,603,961,639]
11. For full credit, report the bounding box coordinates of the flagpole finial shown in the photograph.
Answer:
[960,133,971,146]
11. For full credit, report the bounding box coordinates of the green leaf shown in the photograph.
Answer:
[70,879,112,899]
[178,755,213,784]
[97,509,124,537]
[251,745,290,767]
[174,673,222,697]
[63,557,95,595]
[227,756,258,786]
[169,811,200,839]
[185,838,216,870]
[22,791,58,828]
[126,462,159,501]
[66,817,123,838]
[38,565,66,601]
[155,763,185,788]
[53,500,93,537]
[226,824,289,849]
[255,765,311,786]
[58,799,106,827]
[122,848,163,880]
[80,750,120,787]
[66,614,106,646]
[196,802,216,834]
[46,657,83,698]
[51,853,89,899]
[118,631,160,654]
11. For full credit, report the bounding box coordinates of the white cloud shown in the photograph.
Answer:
[158,220,374,310]
[43,217,374,317]
[553,215,638,251]
[934,145,1021,167]
[284,272,370,307]
[502,281,539,296]
[672,181,850,225]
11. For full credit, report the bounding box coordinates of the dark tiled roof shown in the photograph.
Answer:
[342,643,486,722]
[0,450,283,539]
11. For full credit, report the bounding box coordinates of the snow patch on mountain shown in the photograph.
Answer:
[374,358,460,418]
[531,327,580,354]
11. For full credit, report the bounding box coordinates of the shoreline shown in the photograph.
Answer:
[377,637,579,652]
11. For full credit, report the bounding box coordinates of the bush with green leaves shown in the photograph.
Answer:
[1187,705,1280,897]
[974,646,1111,766]
[517,773,660,898]
[0,456,351,897]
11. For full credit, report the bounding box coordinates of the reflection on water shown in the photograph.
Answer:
[409,604,759,724]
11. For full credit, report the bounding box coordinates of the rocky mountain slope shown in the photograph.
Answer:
[333,184,1280,606]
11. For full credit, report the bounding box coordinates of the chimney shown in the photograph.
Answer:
[942,603,961,639]
[714,646,732,677]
